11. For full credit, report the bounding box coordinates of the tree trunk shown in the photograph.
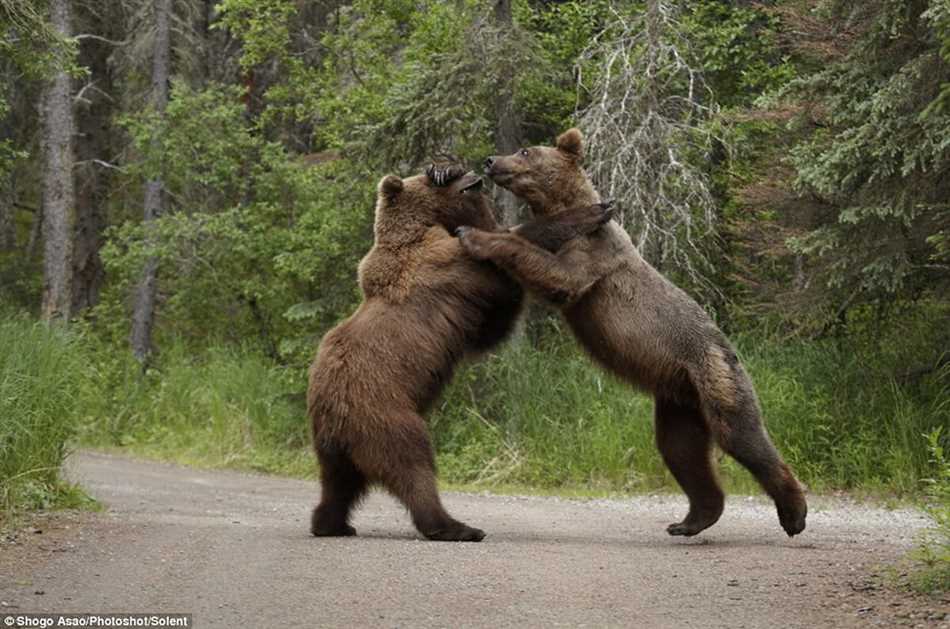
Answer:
[491,0,531,342]
[0,171,14,251]
[0,103,15,251]
[492,0,522,228]
[40,0,76,322]
[72,4,119,312]
[130,0,171,363]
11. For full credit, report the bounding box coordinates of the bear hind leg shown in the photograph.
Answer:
[311,444,368,537]
[353,415,485,542]
[392,466,486,542]
[713,405,807,537]
[655,396,725,537]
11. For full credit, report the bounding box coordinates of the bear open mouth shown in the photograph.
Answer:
[460,175,483,193]
[487,170,514,187]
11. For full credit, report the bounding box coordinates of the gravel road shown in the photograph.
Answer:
[0,451,947,628]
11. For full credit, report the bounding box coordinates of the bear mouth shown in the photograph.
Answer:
[487,170,515,187]
[459,173,483,193]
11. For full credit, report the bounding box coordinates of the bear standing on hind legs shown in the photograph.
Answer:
[308,164,611,542]
[457,129,808,538]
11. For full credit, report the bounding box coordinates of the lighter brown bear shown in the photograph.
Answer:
[457,129,808,537]
[308,165,610,541]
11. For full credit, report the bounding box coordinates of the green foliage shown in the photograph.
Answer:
[911,424,950,592]
[101,82,371,364]
[429,306,950,494]
[120,82,258,205]
[79,341,313,476]
[923,0,950,115]
[0,0,78,80]
[735,305,949,492]
[215,0,295,71]
[786,0,950,318]
[682,1,795,108]
[432,334,661,491]
[515,0,614,137]
[0,315,95,524]
[77,306,948,499]
[0,93,28,182]
[308,1,533,170]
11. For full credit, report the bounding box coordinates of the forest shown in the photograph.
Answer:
[0,0,948,580]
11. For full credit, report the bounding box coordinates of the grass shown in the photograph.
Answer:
[0,315,98,527]
[2,303,946,588]
[74,304,949,502]
[2,302,947,589]
[428,310,949,496]
[910,426,950,593]
[78,343,314,477]
[0,302,950,532]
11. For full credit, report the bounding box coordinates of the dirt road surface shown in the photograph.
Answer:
[1,451,947,628]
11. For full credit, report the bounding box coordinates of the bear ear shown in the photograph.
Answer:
[379,174,404,198]
[555,127,584,160]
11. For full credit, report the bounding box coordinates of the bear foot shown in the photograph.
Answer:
[666,520,713,537]
[423,522,486,542]
[777,497,807,537]
[311,522,357,537]
[666,507,722,537]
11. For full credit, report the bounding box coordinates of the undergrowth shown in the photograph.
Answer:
[0,315,97,527]
[78,342,313,477]
[910,426,950,593]
[77,304,949,500]
[4,303,947,545]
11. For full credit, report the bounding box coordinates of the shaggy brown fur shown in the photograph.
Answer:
[308,167,610,542]
[458,129,808,537]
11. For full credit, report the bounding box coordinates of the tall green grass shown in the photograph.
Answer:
[0,316,94,524]
[430,308,949,495]
[431,338,663,492]
[74,303,948,499]
[911,426,950,592]
[80,343,314,476]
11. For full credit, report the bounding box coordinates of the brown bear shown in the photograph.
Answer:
[456,129,808,538]
[308,164,611,541]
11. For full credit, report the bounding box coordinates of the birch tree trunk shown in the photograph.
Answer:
[40,0,76,322]
[130,0,171,363]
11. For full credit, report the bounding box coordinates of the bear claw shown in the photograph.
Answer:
[667,522,703,537]
[779,507,807,537]
[424,524,486,542]
[311,523,357,537]
[666,511,721,537]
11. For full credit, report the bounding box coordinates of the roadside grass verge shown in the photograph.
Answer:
[5,301,942,585]
[431,310,948,497]
[79,343,314,478]
[78,305,948,503]
[909,426,950,593]
[0,315,97,528]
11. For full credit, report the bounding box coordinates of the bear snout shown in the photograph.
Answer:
[484,156,496,171]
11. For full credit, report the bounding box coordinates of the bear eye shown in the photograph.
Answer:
[519,148,529,157]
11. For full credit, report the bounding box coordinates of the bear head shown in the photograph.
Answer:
[484,128,599,217]
[373,164,496,244]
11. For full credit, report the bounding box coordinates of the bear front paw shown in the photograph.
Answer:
[457,226,491,260]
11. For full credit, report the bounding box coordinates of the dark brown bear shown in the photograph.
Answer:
[308,165,610,542]
[457,129,808,538]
